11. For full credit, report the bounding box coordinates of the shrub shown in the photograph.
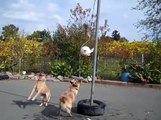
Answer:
[123,59,161,84]
[0,62,7,71]
[49,60,73,77]
[49,59,93,78]
[80,62,93,78]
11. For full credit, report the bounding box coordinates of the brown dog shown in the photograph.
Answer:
[27,74,51,106]
[59,79,81,116]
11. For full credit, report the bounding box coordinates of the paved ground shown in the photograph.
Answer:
[0,79,161,120]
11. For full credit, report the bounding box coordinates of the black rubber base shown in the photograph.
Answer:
[77,99,106,116]
[0,75,9,80]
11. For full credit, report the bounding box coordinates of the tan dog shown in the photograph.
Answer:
[59,79,81,116]
[27,74,51,106]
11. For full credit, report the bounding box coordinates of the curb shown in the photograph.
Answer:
[1,76,161,89]
[95,79,161,89]
[63,77,161,89]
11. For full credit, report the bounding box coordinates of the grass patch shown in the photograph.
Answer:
[97,58,121,80]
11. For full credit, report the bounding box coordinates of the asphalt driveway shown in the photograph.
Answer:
[0,79,161,120]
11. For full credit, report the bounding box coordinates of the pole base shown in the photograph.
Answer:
[77,99,106,116]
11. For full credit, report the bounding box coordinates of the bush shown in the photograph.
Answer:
[123,59,161,84]
[49,60,73,77]
[0,62,12,72]
[49,59,93,78]
[80,63,93,78]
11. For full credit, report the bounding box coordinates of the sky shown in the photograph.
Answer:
[0,0,145,41]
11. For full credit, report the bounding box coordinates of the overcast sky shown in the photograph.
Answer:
[0,0,145,41]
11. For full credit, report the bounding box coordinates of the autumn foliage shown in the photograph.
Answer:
[99,40,161,58]
[0,3,160,83]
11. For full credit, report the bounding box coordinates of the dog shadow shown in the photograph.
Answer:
[12,100,41,109]
[41,105,88,120]
[13,100,89,120]
[41,104,61,119]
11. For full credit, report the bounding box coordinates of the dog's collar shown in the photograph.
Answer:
[75,88,78,90]
[74,87,79,91]
[71,86,78,91]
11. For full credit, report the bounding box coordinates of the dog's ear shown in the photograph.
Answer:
[77,79,82,83]
[70,79,75,84]
[38,75,46,81]
[34,75,39,81]
[42,76,47,81]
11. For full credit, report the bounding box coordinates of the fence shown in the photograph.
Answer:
[0,53,156,81]
[97,55,143,80]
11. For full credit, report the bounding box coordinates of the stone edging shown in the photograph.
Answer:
[63,77,161,89]
[1,72,161,89]
[95,79,161,89]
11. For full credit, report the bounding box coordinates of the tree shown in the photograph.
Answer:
[27,29,52,42]
[120,37,128,42]
[54,3,96,60]
[43,40,60,58]
[9,33,42,73]
[100,19,110,37]
[133,0,161,41]
[112,30,120,41]
[0,24,19,41]
[0,32,42,72]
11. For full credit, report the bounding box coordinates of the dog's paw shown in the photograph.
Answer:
[44,102,48,106]
[27,98,31,101]
[39,103,43,106]
[31,98,35,101]
[69,113,72,117]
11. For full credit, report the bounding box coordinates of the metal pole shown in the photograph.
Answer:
[141,53,144,65]
[90,0,101,105]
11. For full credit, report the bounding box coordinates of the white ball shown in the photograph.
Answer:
[22,71,26,75]
[80,46,94,56]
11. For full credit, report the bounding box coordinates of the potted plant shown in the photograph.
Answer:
[121,64,130,82]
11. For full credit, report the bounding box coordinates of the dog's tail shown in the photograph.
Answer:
[59,96,69,111]
[58,97,67,117]
[60,96,67,104]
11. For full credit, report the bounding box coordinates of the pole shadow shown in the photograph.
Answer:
[0,90,27,98]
